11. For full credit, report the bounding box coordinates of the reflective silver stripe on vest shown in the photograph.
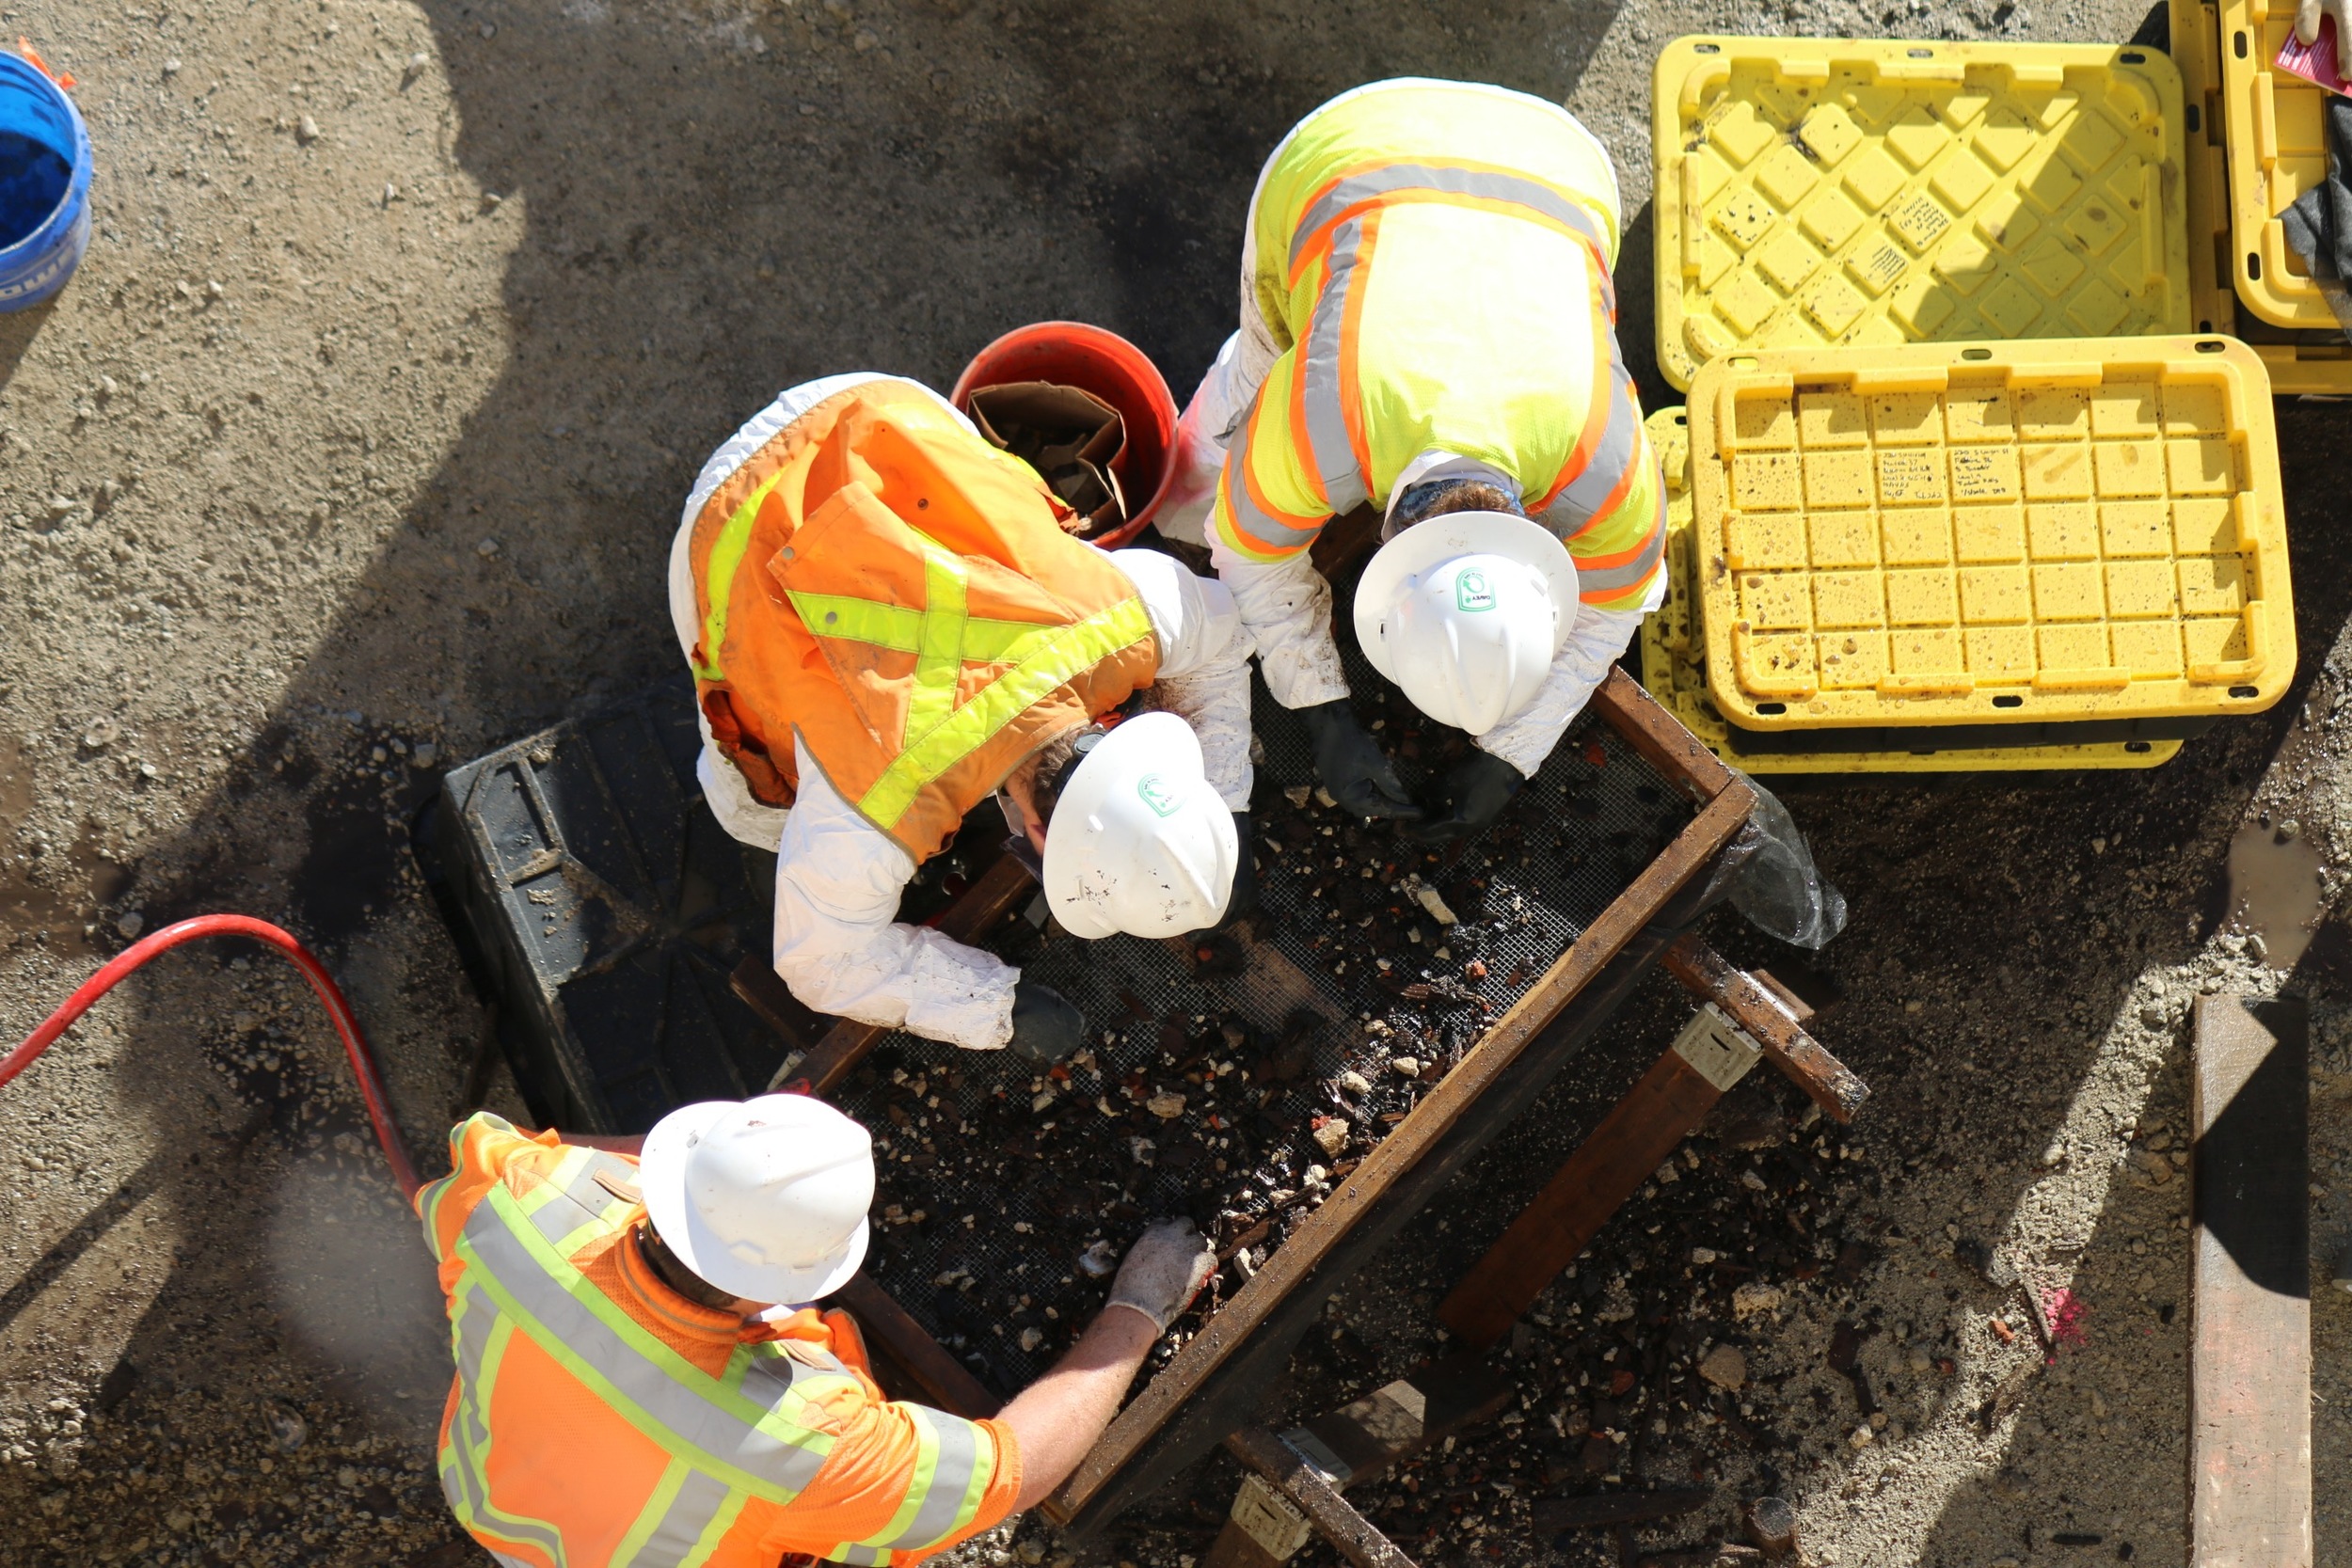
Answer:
[1541,359,1643,538]
[1223,396,1325,554]
[458,1196,837,1501]
[1288,163,1612,276]
[640,1468,739,1563]
[1295,216,1373,517]
[528,1149,641,1250]
[886,1404,981,1552]
[1570,488,1668,600]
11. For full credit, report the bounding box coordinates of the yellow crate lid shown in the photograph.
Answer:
[1638,408,2181,771]
[1683,338,2293,733]
[1653,37,2193,391]
[2217,0,2347,328]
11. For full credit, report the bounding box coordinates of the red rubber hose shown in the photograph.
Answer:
[0,914,421,1197]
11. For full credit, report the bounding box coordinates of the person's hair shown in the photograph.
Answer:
[1391,478,1526,530]
[1010,693,1174,832]
[637,1221,744,1312]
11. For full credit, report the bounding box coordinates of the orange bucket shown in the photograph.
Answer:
[949,321,1178,547]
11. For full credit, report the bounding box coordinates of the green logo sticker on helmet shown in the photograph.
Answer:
[1455,568,1496,613]
[1136,773,1185,817]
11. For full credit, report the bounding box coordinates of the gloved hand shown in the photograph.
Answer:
[1296,700,1422,822]
[1211,814,1258,931]
[1103,1217,1218,1333]
[1006,980,1084,1065]
[1404,750,1526,845]
[2298,0,2352,75]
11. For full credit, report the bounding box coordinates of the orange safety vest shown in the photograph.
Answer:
[416,1114,1023,1568]
[686,379,1161,861]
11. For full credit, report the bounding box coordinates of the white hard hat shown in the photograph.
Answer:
[1354,511,1581,736]
[638,1095,873,1306]
[1041,710,1238,941]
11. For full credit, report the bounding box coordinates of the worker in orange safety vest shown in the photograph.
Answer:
[672,373,1260,1065]
[418,1094,1216,1568]
[1155,79,1668,845]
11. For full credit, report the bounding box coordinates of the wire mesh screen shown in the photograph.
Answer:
[828,580,1697,1398]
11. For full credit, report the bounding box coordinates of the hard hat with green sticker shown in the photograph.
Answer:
[1136,773,1185,817]
[1455,568,1496,613]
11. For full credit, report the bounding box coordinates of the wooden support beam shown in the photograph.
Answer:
[1661,935,1866,1123]
[833,1272,1002,1420]
[1203,1356,1509,1568]
[1436,1006,1763,1350]
[2189,995,2311,1568]
[756,852,1037,1096]
[1533,1488,1713,1531]
[1224,1428,1421,1568]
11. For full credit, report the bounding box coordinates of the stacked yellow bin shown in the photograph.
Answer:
[2174,0,2352,388]
[1647,35,2298,770]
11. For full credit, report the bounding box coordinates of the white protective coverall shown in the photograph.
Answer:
[670,372,1256,1053]
[1154,80,1665,780]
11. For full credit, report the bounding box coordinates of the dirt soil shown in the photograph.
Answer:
[6,1,2352,1566]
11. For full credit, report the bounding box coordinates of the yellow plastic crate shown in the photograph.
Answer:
[2216,0,2348,329]
[1638,409,2181,771]
[2176,0,2352,392]
[1653,37,2193,391]
[1684,338,2294,739]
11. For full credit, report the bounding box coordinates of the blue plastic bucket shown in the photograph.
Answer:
[0,53,88,311]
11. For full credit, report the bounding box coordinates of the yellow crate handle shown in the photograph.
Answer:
[1877,55,1966,84]
[1714,372,1794,462]
[2030,667,2132,690]
[2253,71,2278,169]
[1731,625,1820,701]
[1679,59,1732,119]
[2140,166,2166,286]
[1876,672,1978,695]
[1681,160,1707,278]
[1847,366,1952,394]
[2262,225,2325,300]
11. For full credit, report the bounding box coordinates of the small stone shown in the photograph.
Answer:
[2280,818,2302,841]
[1014,1541,1045,1566]
[161,57,182,76]
[204,278,223,300]
[478,19,497,37]
[1311,1117,1349,1157]
[2139,1002,2168,1029]
[264,1402,307,1451]
[1338,1069,1372,1096]
[1698,1344,1747,1391]
[1282,784,1311,809]
[1413,885,1458,926]
[1743,1496,1798,1556]
[1017,1326,1042,1353]
[296,114,320,143]
[1313,786,1337,809]
[116,912,145,940]
[1391,1056,1422,1078]
[402,50,429,85]
[851,27,879,50]
[1692,1246,1719,1265]
[1077,1240,1118,1278]
[1731,1282,1783,1318]
[1030,1091,1056,1114]
[476,536,501,558]
[48,495,76,520]
[1145,1091,1185,1120]
[337,1465,359,1489]
[1848,1423,1874,1449]
[411,742,439,768]
[82,718,119,749]
[2248,932,2270,963]
[165,1508,193,1532]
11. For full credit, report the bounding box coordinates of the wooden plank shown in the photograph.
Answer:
[1288,1353,1515,1485]
[1661,935,1867,1123]
[769,852,1037,1095]
[1587,669,1736,804]
[1201,1496,1298,1568]
[833,1272,1003,1420]
[1533,1488,1713,1531]
[1437,1007,1760,1349]
[2189,995,2311,1568]
[1225,1428,1420,1568]
[731,956,824,1056]
[1046,778,1756,1529]
[1750,971,1813,1023]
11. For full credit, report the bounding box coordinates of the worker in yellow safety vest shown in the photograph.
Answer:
[1156,79,1668,844]
[673,373,1258,1064]
[419,1094,1216,1568]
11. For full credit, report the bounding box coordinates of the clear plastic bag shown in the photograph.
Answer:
[1724,776,1847,949]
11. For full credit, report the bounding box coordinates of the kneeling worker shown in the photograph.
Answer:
[419,1095,1216,1567]
[674,372,1256,1064]
[1160,78,1668,843]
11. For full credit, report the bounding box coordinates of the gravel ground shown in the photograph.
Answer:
[6,0,2351,1566]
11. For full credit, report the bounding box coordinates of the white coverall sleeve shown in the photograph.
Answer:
[1207,545,1353,713]
[1110,549,1257,812]
[771,737,1019,1053]
[1471,575,1665,778]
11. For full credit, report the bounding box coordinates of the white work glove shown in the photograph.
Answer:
[1102,1219,1217,1334]
[2297,0,2352,76]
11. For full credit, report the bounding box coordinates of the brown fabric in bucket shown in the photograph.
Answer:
[966,381,1127,538]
